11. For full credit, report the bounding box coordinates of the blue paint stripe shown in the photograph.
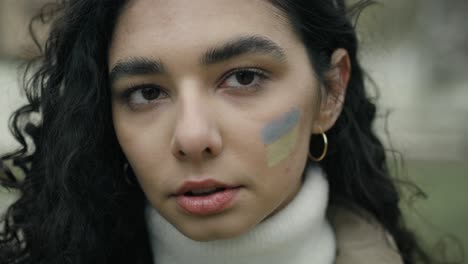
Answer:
[261,108,300,144]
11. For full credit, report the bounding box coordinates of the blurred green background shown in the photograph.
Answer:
[400,160,467,262]
[1,0,467,262]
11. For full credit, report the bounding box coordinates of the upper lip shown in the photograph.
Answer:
[174,179,240,196]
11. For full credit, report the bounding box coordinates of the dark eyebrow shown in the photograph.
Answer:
[109,35,286,85]
[109,57,165,84]
[200,35,286,65]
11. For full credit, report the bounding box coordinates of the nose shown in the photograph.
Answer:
[170,93,223,162]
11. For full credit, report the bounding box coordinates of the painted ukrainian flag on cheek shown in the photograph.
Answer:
[261,108,300,167]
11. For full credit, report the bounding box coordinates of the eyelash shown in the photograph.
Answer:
[219,68,269,91]
[121,83,169,108]
[121,67,270,109]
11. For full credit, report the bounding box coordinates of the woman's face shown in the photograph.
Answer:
[109,0,332,241]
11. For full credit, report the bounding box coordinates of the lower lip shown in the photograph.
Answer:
[176,188,241,216]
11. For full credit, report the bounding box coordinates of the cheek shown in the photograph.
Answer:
[113,118,170,199]
[112,104,168,159]
[261,108,301,167]
[113,115,137,157]
[112,113,156,169]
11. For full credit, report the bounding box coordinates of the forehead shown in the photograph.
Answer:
[109,0,298,65]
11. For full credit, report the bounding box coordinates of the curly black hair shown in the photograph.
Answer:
[1,0,433,263]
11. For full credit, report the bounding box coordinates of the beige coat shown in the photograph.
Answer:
[329,206,404,264]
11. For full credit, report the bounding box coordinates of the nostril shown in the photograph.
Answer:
[178,150,186,156]
[204,147,212,154]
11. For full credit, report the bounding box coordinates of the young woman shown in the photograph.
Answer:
[0,0,432,263]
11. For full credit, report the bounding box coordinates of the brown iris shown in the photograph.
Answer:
[141,87,160,100]
[235,71,255,85]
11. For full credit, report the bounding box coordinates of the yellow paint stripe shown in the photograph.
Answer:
[266,124,299,167]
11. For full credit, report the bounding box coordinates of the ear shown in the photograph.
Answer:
[312,48,351,134]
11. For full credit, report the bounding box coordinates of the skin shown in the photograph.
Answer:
[109,0,350,241]
[262,108,301,167]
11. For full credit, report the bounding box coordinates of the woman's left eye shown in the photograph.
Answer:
[220,68,269,91]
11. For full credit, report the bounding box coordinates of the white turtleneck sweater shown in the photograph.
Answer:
[145,165,336,264]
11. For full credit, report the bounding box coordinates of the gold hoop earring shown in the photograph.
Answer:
[308,131,328,162]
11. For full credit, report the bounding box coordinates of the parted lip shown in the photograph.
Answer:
[174,179,240,196]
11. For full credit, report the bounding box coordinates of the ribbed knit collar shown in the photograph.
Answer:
[145,164,336,264]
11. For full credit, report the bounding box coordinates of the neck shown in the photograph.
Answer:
[145,165,336,264]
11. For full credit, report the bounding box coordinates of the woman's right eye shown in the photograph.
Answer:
[123,84,169,108]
